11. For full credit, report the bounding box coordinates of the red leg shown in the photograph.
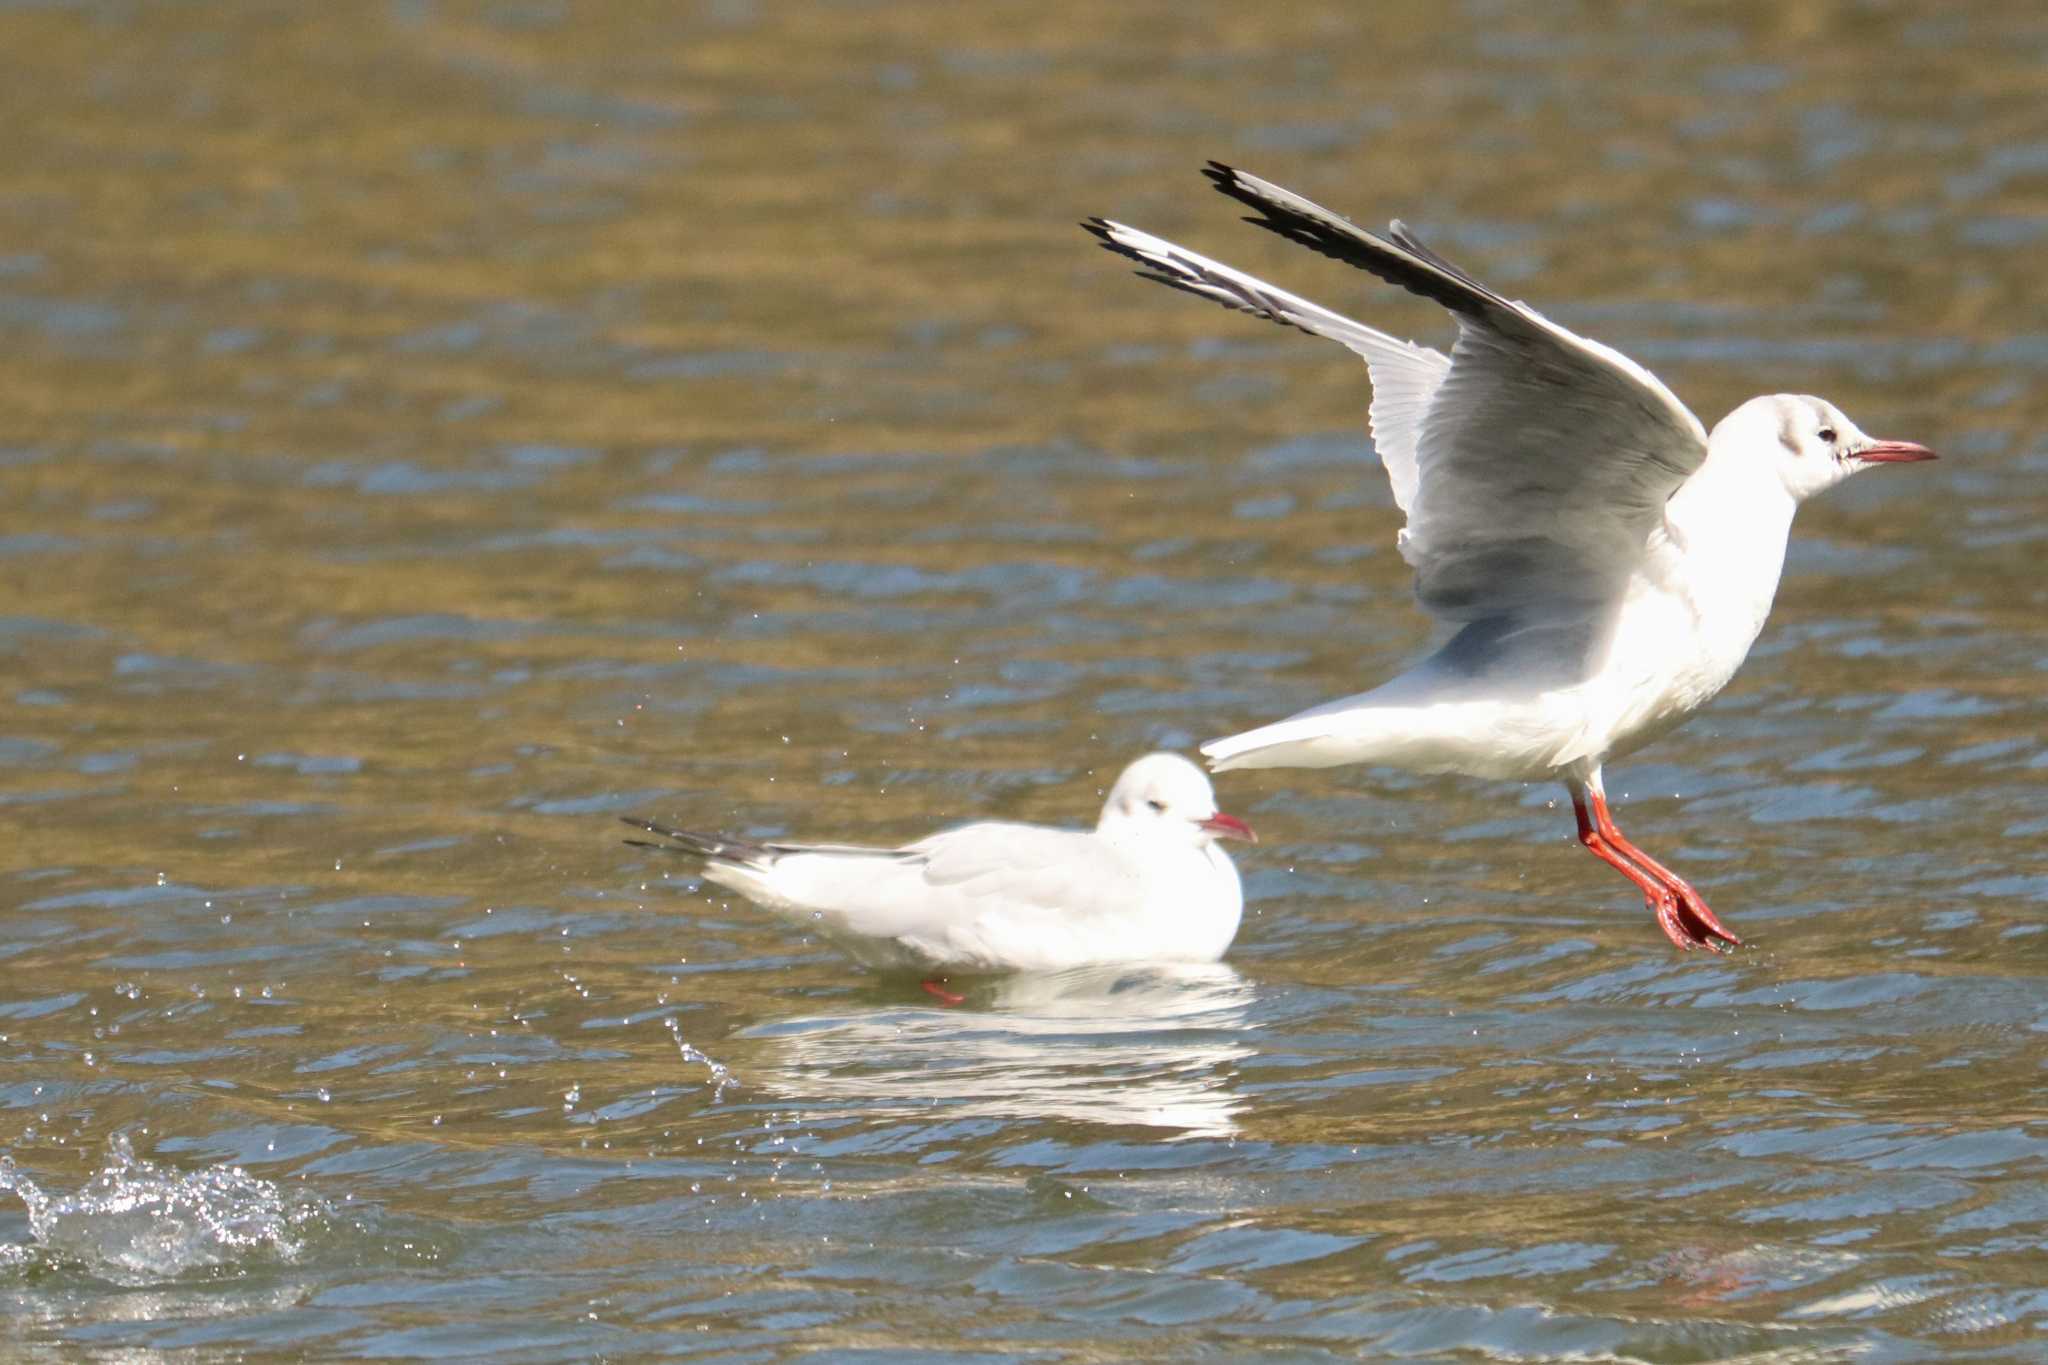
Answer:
[1585,792,1740,950]
[1570,785,1694,948]
[1569,780,1741,952]
[920,978,965,1006]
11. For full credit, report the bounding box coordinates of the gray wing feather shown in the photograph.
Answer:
[910,823,1129,914]
[1097,164,1712,626]
[1085,217,1446,514]
[621,816,918,868]
[1205,162,1709,622]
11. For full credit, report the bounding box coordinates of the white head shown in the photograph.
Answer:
[1096,752,1256,846]
[1710,394,1937,503]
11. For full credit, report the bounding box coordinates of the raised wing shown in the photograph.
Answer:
[1084,218,1446,513]
[1092,164,1711,624]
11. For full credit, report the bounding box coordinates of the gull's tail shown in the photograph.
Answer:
[621,816,920,915]
[1202,713,1398,773]
[1201,683,1527,778]
[620,816,791,904]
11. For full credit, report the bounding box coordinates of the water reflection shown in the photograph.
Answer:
[746,965,1256,1137]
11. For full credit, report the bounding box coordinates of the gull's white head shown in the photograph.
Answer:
[1097,752,1256,845]
[1712,394,1938,503]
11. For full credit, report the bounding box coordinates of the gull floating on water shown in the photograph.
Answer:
[622,753,1254,987]
[1086,163,1937,951]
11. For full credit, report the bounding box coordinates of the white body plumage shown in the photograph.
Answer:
[1086,164,1935,949]
[624,753,1255,973]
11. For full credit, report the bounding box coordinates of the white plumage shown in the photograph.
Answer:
[1087,164,1937,950]
[622,753,1255,974]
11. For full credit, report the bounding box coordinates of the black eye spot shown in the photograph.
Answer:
[1145,798,1167,813]
[1817,426,1837,444]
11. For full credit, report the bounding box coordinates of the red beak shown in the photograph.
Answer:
[1198,812,1257,843]
[1853,439,1938,464]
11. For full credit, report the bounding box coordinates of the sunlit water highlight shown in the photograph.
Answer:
[0,1134,324,1286]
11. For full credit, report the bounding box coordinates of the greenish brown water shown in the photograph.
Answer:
[2,2,2045,1358]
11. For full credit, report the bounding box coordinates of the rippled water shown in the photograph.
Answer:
[3,3,2046,1358]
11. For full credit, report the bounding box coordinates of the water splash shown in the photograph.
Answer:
[0,1133,326,1285]
[663,1017,738,1101]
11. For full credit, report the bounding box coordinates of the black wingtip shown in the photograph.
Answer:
[1203,161,1264,207]
[1083,220,1166,277]
[1192,161,1513,319]
[619,814,704,850]
[1202,162,1249,209]
[617,819,776,864]
[1201,161,1313,239]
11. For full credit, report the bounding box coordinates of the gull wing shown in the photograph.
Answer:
[625,816,1128,946]
[620,816,911,866]
[904,823,1131,921]
[1092,165,1710,624]
[1205,162,1710,621]
[1084,218,1446,514]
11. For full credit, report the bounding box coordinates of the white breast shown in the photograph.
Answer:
[1587,484,1799,765]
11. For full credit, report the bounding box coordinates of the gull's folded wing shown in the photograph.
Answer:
[627,815,1132,944]
[908,823,1128,921]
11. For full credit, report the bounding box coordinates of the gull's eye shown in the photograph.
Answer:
[1145,798,1167,813]
[1817,425,1837,444]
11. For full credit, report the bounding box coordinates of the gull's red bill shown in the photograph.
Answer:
[1199,812,1257,843]
[1854,439,1939,464]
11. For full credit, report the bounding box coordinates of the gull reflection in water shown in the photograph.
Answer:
[742,964,1257,1138]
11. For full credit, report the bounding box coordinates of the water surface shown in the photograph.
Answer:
[3,2,2045,1358]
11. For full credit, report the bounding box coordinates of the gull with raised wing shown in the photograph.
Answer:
[621,753,1255,992]
[1085,164,1937,951]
